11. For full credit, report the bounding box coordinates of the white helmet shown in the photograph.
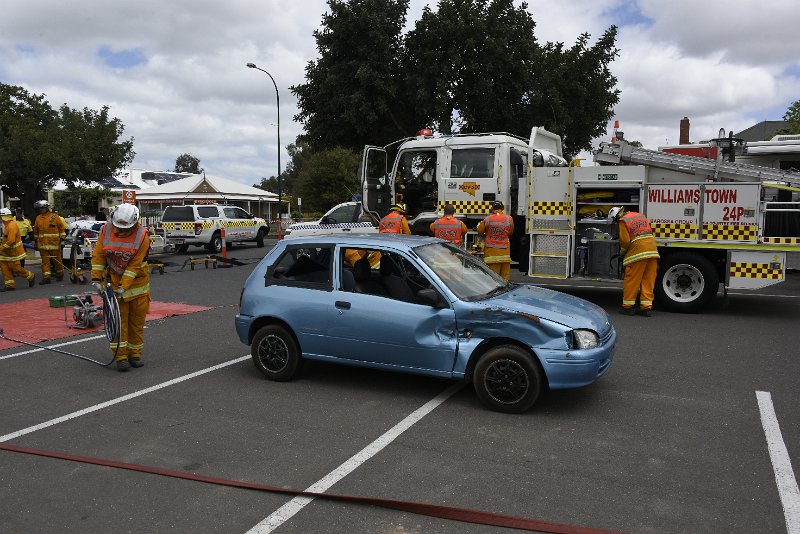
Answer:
[607,206,624,222]
[0,208,12,219]
[34,200,50,209]
[112,203,140,229]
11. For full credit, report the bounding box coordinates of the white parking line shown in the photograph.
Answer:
[0,355,250,443]
[756,391,800,534]
[0,334,107,360]
[246,382,464,534]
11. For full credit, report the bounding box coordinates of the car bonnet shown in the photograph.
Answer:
[479,284,613,336]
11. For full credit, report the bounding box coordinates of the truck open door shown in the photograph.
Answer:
[360,146,390,218]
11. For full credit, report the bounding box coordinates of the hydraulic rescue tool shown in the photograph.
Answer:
[0,284,122,368]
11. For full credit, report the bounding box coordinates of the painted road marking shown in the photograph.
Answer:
[0,355,250,443]
[0,334,107,360]
[757,391,800,534]
[246,382,464,534]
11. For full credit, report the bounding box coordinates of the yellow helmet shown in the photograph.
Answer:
[391,203,407,214]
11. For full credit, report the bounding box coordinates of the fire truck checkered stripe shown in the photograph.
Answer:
[702,224,757,241]
[729,262,782,279]
[290,222,374,230]
[763,237,800,245]
[438,201,494,214]
[651,223,697,239]
[530,202,572,216]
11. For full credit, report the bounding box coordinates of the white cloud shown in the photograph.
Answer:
[1,0,798,189]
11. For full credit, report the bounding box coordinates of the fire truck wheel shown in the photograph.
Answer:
[251,324,302,381]
[473,345,542,413]
[655,252,719,313]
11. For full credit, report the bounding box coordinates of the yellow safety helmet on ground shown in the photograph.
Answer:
[391,203,407,214]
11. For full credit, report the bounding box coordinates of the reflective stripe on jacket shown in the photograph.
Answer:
[431,216,465,246]
[1,220,27,262]
[481,213,512,249]
[379,212,405,234]
[92,224,151,301]
[33,212,67,250]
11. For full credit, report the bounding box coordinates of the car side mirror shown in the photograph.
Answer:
[417,288,446,308]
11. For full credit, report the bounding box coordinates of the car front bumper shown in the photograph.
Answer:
[539,327,617,389]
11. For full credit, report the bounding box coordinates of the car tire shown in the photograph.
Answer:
[251,324,302,381]
[655,252,719,313]
[207,233,222,253]
[256,227,266,248]
[473,345,541,413]
[176,244,189,253]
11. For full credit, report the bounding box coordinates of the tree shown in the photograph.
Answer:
[175,153,203,173]
[0,83,134,214]
[294,147,360,213]
[291,0,413,150]
[777,99,800,135]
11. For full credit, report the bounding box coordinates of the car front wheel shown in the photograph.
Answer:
[473,346,541,413]
[251,324,302,381]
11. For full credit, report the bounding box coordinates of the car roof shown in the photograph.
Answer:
[281,233,440,249]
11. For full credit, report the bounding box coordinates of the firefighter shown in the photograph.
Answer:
[476,200,514,280]
[609,206,660,316]
[91,204,151,372]
[379,203,411,234]
[14,208,33,267]
[33,200,67,284]
[430,203,467,247]
[0,208,36,291]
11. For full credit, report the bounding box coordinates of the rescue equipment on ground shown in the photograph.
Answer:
[0,284,122,368]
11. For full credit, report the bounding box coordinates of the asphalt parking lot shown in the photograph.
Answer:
[1,240,797,533]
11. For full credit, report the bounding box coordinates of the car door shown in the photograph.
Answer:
[326,246,458,375]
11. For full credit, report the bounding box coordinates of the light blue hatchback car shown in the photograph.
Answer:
[235,234,616,413]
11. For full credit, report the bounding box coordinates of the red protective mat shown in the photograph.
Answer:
[0,298,212,351]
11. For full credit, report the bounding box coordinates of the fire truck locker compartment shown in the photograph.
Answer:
[528,233,571,278]
[726,250,786,290]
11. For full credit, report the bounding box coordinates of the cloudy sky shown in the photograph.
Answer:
[2,0,798,188]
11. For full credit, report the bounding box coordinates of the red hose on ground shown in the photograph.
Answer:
[0,443,626,534]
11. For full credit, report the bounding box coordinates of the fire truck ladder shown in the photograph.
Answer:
[595,139,800,188]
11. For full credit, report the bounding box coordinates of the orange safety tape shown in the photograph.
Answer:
[0,443,626,534]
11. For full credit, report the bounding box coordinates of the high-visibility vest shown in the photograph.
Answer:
[0,220,27,262]
[100,224,148,275]
[483,213,512,249]
[621,212,653,239]
[379,212,405,234]
[432,216,463,246]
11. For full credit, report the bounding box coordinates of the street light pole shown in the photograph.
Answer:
[246,62,282,220]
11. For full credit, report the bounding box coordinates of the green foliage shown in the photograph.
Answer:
[777,99,800,135]
[174,153,203,173]
[53,186,114,216]
[293,0,619,159]
[291,0,413,149]
[0,83,134,214]
[294,147,360,213]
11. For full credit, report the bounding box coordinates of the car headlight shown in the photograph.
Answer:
[571,329,599,349]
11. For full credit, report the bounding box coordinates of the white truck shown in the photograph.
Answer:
[360,127,800,312]
[160,204,269,253]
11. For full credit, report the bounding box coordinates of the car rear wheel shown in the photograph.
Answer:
[473,345,541,413]
[207,233,222,253]
[251,325,302,381]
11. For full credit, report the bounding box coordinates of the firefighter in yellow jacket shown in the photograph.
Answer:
[1,208,36,291]
[33,200,67,284]
[91,204,151,372]
[379,203,411,234]
[610,207,660,316]
[476,201,514,280]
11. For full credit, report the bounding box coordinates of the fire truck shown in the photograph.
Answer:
[360,128,800,312]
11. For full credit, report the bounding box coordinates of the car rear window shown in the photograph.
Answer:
[267,246,333,289]
[161,207,194,222]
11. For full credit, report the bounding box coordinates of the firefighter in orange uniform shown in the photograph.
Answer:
[0,208,36,291]
[476,201,514,279]
[379,203,411,234]
[91,204,151,371]
[33,200,67,284]
[610,207,660,317]
[430,203,467,247]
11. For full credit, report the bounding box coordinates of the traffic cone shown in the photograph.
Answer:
[611,120,620,143]
[277,222,283,240]
[221,227,227,258]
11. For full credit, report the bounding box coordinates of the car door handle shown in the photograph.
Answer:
[335,301,351,310]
